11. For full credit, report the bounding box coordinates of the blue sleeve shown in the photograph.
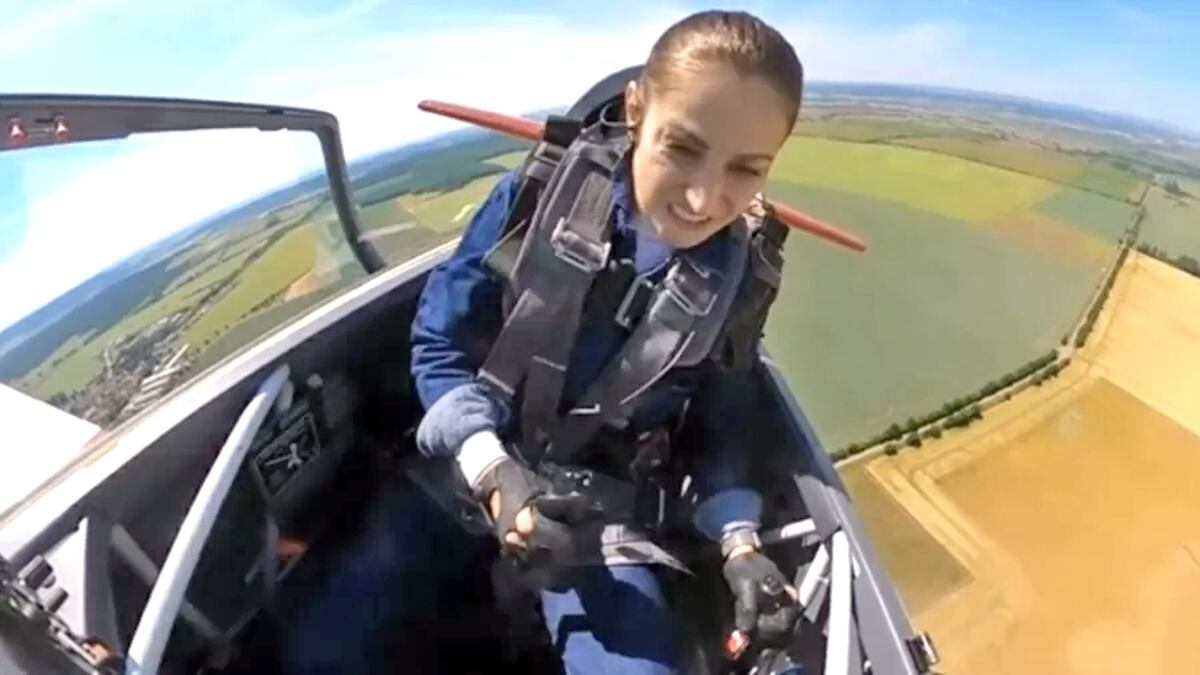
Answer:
[681,364,764,541]
[410,169,522,457]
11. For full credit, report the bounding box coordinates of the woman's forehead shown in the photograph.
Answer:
[646,68,791,155]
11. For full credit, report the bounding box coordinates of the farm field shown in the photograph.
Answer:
[357,150,522,239]
[839,463,970,616]
[397,174,504,233]
[333,129,1131,464]
[797,109,1150,199]
[892,136,1140,201]
[762,181,1107,448]
[181,224,317,348]
[16,221,274,398]
[772,137,1060,223]
[12,197,347,406]
[841,254,1200,674]
[3,139,521,422]
[1034,187,1138,241]
[793,116,987,143]
[764,130,1135,449]
[1139,186,1200,260]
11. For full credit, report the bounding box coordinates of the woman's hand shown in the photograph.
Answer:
[723,547,799,641]
[489,491,536,547]
[472,458,587,561]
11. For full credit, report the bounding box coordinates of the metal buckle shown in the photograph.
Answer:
[550,217,611,273]
[663,259,718,317]
[614,275,655,329]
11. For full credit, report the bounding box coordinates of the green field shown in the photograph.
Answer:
[398,174,505,233]
[1140,187,1200,260]
[1072,162,1145,202]
[357,151,522,239]
[897,136,1079,180]
[182,224,317,349]
[1033,188,1137,241]
[19,208,331,400]
[761,181,1106,449]
[892,136,1141,201]
[771,137,1061,224]
[762,128,1138,451]
[18,229,278,398]
[794,116,989,144]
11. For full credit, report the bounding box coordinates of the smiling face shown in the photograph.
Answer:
[624,61,793,249]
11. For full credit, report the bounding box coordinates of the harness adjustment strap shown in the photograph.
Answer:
[543,255,723,462]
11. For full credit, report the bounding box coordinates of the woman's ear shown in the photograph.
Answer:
[624,79,644,134]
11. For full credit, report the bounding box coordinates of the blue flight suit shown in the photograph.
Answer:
[407,155,765,674]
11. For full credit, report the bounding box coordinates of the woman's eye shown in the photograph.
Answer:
[666,142,699,157]
[732,165,764,177]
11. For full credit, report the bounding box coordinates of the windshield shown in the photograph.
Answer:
[0,126,369,431]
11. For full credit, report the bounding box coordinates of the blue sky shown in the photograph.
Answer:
[0,0,1197,331]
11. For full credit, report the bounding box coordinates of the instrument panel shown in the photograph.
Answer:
[252,410,321,497]
[242,371,355,535]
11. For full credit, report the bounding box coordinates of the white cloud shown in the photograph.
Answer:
[211,0,387,72]
[0,130,324,330]
[257,11,689,161]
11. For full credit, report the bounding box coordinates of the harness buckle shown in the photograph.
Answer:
[614,275,656,329]
[550,217,611,273]
[663,258,718,317]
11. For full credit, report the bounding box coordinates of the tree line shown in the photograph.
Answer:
[831,350,1059,461]
[1072,241,1130,348]
[1137,243,1200,278]
[1163,178,1192,199]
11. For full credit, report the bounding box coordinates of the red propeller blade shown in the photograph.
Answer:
[417,99,868,253]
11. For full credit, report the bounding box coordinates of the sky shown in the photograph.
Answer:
[0,0,1197,331]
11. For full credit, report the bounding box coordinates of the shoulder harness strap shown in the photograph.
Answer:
[477,123,627,447]
[709,199,789,373]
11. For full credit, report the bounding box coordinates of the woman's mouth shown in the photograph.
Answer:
[669,203,710,225]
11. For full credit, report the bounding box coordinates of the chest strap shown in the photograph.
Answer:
[543,223,749,464]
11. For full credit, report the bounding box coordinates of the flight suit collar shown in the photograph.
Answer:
[609,152,736,279]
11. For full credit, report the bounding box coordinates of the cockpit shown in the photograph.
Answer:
[0,94,935,675]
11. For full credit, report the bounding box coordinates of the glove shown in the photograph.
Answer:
[723,549,799,642]
[471,458,596,567]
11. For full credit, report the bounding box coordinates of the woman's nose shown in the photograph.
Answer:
[684,169,722,216]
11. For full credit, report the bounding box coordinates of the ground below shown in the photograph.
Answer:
[840,252,1200,674]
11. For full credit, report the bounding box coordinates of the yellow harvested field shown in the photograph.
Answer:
[771,136,1061,223]
[1084,254,1200,437]
[839,464,971,616]
[842,253,1200,674]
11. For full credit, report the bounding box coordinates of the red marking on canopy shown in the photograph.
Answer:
[417,99,868,253]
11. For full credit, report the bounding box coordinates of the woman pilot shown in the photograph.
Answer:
[282,9,809,675]
[410,10,808,675]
